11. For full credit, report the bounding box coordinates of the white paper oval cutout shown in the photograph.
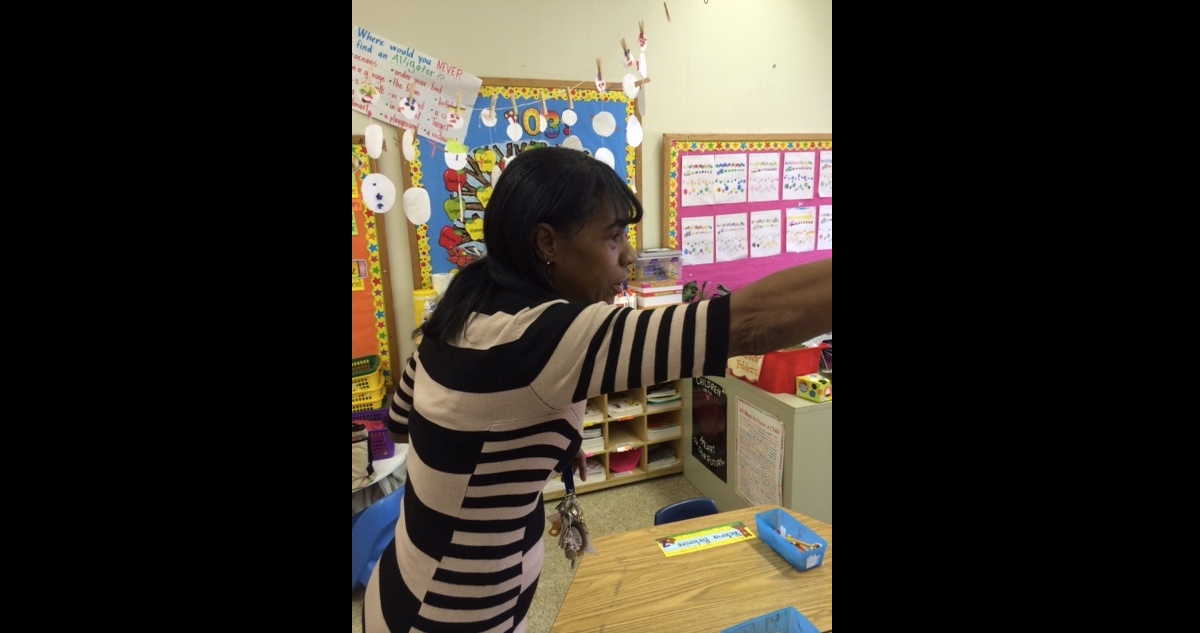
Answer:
[622,74,640,100]
[480,108,497,127]
[361,173,397,214]
[402,129,416,162]
[592,111,616,137]
[595,147,615,169]
[538,114,548,133]
[561,135,584,151]
[402,187,431,225]
[364,124,384,159]
[562,109,577,126]
[444,139,469,170]
[626,115,643,148]
[506,121,522,142]
[445,109,465,130]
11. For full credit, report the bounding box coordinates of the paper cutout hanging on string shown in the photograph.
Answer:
[562,87,578,126]
[626,114,643,148]
[444,139,469,170]
[593,111,617,137]
[402,129,416,162]
[562,135,584,151]
[595,147,615,169]
[365,124,384,159]
[403,187,431,225]
[361,173,397,213]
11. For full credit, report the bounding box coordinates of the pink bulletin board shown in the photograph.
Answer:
[662,134,832,293]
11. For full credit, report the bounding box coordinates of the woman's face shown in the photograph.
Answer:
[549,209,637,304]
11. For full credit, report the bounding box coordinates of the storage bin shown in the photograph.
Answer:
[631,248,681,282]
[352,355,383,393]
[720,606,819,633]
[352,382,388,412]
[754,508,827,572]
[352,406,395,460]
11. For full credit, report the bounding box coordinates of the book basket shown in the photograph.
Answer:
[352,382,388,412]
[352,406,394,460]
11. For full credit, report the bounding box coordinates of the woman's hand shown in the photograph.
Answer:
[572,449,588,482]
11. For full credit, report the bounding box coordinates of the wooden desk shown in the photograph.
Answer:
[551,505,832,632]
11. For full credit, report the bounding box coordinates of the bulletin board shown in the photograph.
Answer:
[401,77,642,290]
[662,134,832,293]
[352,136,400,388]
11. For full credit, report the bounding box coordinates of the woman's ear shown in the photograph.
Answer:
[533,223,557,262]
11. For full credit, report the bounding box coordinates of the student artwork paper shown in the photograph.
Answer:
[715,213,748,263]
[747,153,781,202]
[714,154,748,205]
[681,155,715,207]
[749,210,782,258]
[786,206,816,253]
[782,151,816,200]
[817,205,832,250]
[817,151,833,198]
[682,216,714,265]
[351,25,484,146]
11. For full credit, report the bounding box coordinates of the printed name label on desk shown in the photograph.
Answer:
[655,521,756,557]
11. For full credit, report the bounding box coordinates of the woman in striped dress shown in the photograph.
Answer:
[364,146,832,633]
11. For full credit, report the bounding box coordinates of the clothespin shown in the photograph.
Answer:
[455,92,463,115]
[488,94,498,117]
[621,38,633,67]
[638,21,647,50]
[407,82,415,99]
[540,91,548,117]
[595,58,606,92]
[510,92,518,118]
[565,86,574,110]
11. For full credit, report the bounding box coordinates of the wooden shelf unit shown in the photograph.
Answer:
[544,379,685,500]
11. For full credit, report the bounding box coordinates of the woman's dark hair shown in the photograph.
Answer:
[416,146,644,345]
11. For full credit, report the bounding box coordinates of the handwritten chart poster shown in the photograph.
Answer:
[817,205,833,250]
[663,136,831,293]
[692,376,728,482]
[736,398,785,507]
[786,206,817,253]
[351,25,483,146]
[715,213,748,263]
[782,151,816,200]
[750,210,782,258]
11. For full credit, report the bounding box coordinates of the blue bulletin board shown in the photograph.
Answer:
[401,78,642,289]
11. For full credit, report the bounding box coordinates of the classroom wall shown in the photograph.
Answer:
[351,0,833,361]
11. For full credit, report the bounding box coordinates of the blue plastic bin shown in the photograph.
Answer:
[754,508,827,572]
[720,606,819,633]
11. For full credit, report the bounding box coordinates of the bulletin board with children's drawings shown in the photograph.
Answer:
[401,77,643,290]
[353,136,400,388]
[661,134,832,293]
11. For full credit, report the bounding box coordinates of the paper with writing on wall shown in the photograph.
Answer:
[351,25,483,146]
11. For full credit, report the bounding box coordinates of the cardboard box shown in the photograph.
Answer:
[795,373,832,403]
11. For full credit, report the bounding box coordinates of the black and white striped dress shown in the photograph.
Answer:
[363,291,730,633]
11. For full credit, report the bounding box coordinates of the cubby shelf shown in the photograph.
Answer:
[544,379,685,500]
